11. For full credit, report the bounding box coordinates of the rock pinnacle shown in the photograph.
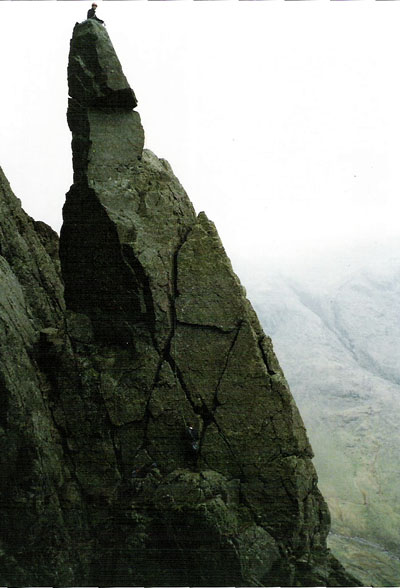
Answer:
[0,20,362,587]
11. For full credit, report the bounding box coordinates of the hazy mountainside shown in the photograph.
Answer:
[0,20,359,586]
[243,261,400,585]
[328,266,400,387]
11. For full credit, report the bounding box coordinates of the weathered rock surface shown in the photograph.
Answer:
[0,168,69,584]
[67,18,137,109]
[0,19,361,586]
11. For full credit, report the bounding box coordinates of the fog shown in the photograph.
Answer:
[1,1,400,280]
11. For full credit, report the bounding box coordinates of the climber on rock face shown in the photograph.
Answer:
[87,3,105,24]
[185,423,200,465]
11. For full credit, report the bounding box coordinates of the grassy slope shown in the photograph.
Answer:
[243,267,400,586]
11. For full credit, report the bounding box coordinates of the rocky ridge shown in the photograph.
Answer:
[0,20,360,586]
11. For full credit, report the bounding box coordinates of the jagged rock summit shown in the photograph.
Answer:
[0,19,361,586]
[68,19,137,109]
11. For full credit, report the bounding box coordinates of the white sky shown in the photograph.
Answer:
[1,1,400,275]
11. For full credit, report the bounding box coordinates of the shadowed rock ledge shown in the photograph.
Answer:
[0,19,362,587]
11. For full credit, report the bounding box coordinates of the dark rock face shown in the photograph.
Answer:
[0,168,68,584]
[0,19,361,587]
[67,19,137,109]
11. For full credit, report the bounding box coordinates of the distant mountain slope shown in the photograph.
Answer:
[241,262,400,585]
[327,267,400,387]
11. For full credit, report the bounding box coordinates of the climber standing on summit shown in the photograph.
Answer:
[87,3,105,25]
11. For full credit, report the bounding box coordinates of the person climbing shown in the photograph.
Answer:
[184,423,200,466]
[87,3,105,24]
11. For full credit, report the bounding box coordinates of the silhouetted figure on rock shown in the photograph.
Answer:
[87,3,104,24]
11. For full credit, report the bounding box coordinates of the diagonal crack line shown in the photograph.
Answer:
[196,320,244,457]
[280,476,299,507]
[212,320,244,412]
[165,350,198,415]
[120,244,157,344]
[157,224,200,416]
[176,320,239,335]
[257,336,277,376]
[211,415,246,478]
[135,352,168,458]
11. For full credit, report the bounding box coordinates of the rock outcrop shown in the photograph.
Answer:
[0,19,361,586]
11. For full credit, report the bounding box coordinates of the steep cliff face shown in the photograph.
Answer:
[0,19,360,586]
[0,168,68,583]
